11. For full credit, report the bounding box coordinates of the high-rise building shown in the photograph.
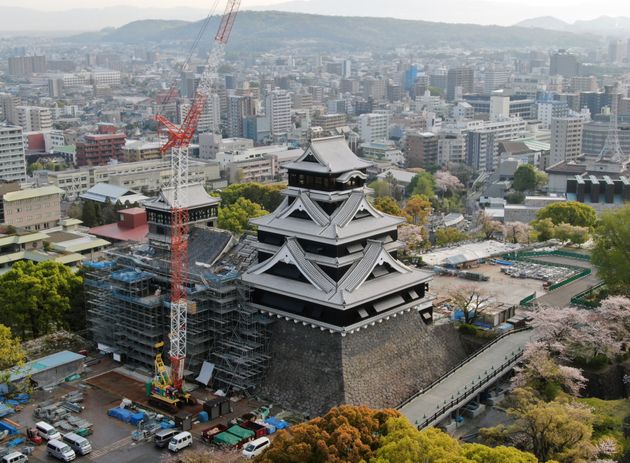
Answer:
[550,50,579,77]
[406,131,439,169]
[242,136,434,415]
[265,90,292,137]
[0,94,21,124]
[404,65,418,92]
[179,94,221,134]
[0,125,27,182]
[570,76,598,93]
[358,112,390,143]
[48,78,64,98]
[550,116,584,165]
[582,119,630,157]
[7,56,46,76]
[438,132,467,166]
[362,77,387,101]
[446,67,474,101]
[15,106,53,132]
[227,95,257,138]
[76,132,127,167]
[537,100,570,129]
[340,79,360,94]
[608,39,626,64]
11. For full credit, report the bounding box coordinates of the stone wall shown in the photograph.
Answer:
[260,311,470,416]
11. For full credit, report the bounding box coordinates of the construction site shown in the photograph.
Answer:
[85,229,273,395]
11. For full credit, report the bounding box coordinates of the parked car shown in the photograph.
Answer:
[241,437,270,459]
[168,432,193,452]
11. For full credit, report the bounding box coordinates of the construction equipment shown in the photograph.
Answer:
[151,0,242,409]
[148,342,193,412]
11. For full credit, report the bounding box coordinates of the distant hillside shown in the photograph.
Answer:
[516,15,630,36]
[70,11,598,52]
[515,16,569,31]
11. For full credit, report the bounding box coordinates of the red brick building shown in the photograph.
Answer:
[76,133,126,166]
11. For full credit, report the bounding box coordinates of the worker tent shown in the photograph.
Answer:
[213,431,241,446]
[227,425,254,440]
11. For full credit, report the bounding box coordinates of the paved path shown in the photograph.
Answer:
[400,329,536,427]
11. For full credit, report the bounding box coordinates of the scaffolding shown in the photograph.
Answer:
[85,231,273,393]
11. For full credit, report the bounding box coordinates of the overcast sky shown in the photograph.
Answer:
[1,0,630,25]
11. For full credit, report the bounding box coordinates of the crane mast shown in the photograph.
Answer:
[156,0,241,392]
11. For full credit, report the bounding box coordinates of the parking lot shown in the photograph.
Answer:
[3,357,267,463]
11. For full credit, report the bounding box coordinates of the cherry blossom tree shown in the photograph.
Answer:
[504,222,530,244]
[435,170,464,194]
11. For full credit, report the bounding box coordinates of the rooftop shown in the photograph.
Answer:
[6,351,85,383]
[3,186,64,202]
[283,136,372,175]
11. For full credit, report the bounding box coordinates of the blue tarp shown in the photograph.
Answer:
[0,421,18,435]
[108,407,146,424]
[265,417,289,430]
[0,404,15,418]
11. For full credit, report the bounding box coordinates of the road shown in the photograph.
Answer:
[529,255,600,308]
[400,329,536,427]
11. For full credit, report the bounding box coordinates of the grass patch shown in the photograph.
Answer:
[578,397,630,456]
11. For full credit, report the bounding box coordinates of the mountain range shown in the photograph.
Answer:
[67,11,598,53]
[515,15,630,36]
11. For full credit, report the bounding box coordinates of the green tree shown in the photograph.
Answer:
[80,201,98,227]
[535,170,548,190]
[217,183,285,211]
[406,172,435,198]
[373,196,409,220]
[506,191,525,204]
[592,204,630,295]
[513,164,538,192]
[553,223,589,245]
[370,417,537,463]
[218,197,267,234]
[369,180,392,198]
[531,218,556,242]
[435,227,468,246]
[481,389,594,463]
[0,324,26,370]
[0,261,83,339]
[27,161,44,175]
[403,195,432,225]
[536,201,597,228]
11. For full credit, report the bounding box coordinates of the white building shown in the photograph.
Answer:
[0,125,26,182]
[15,106,53,132]
[537,101,569,129]
[180,94,221,134]
[265,90,292,137]
[198,133,254,160]
[484,70,510,93]
[358,111,390,143]
[550,116,584,165]
[467,118,529,172]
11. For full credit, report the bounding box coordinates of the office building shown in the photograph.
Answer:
[0,94,21,125]
[179,94,221,134]
[0,125,27,182]
[438,132,467,166]
[199,133,254,161]
[358,112,390,143]
[312,113,347,132]
[550,50,579,77]
[570,76,598,93]
[582,119,630,157]
[406,132,439,169]
[466,118,528,172]
[362,77,387,101]
[550,116,584,165]
[447,67,474,101]
[537,100,570,129]
[609,39,626,64]
[464,95,535,120]
[484,70,510,94]
[76,132,127,167]
[2,186,63,231]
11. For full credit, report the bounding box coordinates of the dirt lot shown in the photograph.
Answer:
[429,263,547,306]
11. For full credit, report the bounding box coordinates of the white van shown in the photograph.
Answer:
[46,439,76,462]
[35,421,61,441]
[62,432,92,455]
[1,452,28,463]
[168,431,193,452]
[242,437,271,459]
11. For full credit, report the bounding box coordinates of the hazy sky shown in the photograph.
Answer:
[2,0,630,25]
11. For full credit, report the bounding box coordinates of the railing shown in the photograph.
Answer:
[414,348,523,429]
[570,282,606,309]
[397,326,532,410]
[519,293,536,306]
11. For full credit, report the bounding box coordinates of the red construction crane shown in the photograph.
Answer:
[155,0,242,393]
